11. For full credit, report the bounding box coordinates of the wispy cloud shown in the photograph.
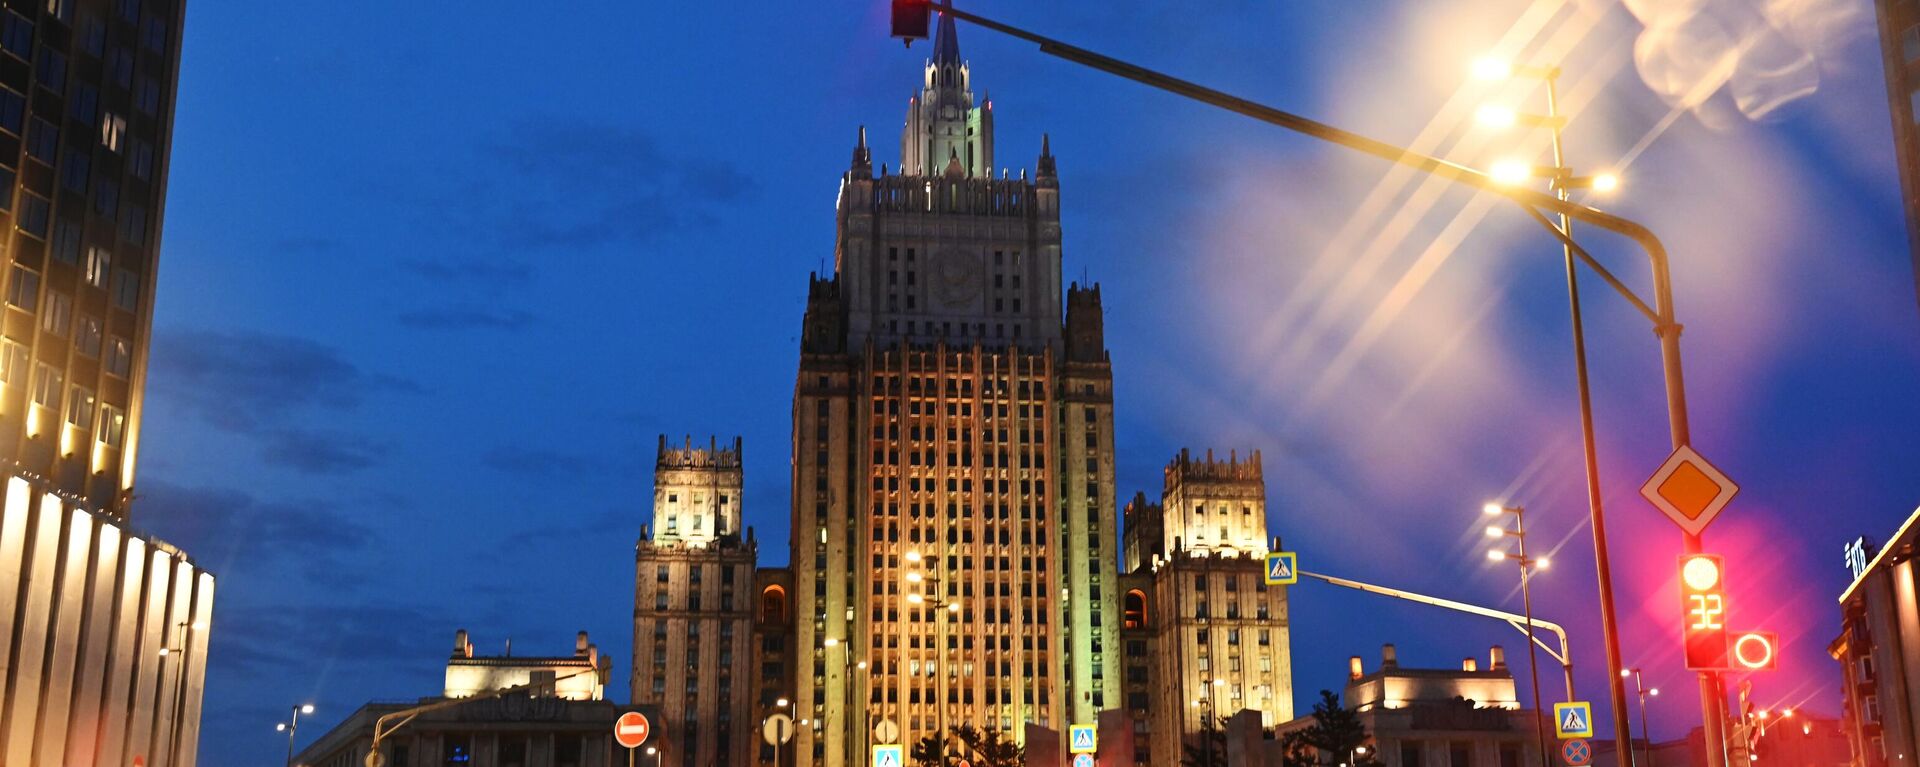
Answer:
[397,306,535,331]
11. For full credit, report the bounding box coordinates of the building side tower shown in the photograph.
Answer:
[633,435,756,767]
[0,0,184,519]
[792,13,1119,765]
[1870,0,1920,312]
[1126,448,1293,767]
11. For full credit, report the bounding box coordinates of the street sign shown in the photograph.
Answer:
[614,711,651,748]
[1641,445,1738,536]
[1073,754,1095,767]
[873,745,904,767]
[1563,738,1592,766]
[764,713,795,746]
[874,718,900,745]
[1553,702,1594,739]
[1265,551,1298,585]
[1069,724,1098,753]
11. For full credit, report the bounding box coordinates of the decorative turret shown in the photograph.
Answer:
[1064,282,1106,364]
[1036,132,1057,185]
[902,9,993,177]
[851,125,872,175]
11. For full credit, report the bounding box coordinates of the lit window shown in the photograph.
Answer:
[104,335,130,377]
[41,292,69,336]
[46,0,71,22]
[31,363,60,410]
[98,403,124,447]
[0,338,26,385]
[99,113,125,152]
[84,247,109,288]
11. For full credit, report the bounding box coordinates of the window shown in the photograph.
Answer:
[100,112,125,152]
[142,16,165,52]
[70,83,95,125]
[75,315,99,357]
[84,246,108,288]
[0,12,30,60]
[93,178,116,215]
[42,292,69,335]
[117,0,139,22]
[51,219,80,264]
[130,138,152,180]
[61,147,89,193]
[135,76,159,115]
[0,166,12,211]
[7,265,38,310]
[111,268,138,310]
[0,87,25,134]
[27,118,57,163]
[120,204,145,244]
[79,15,103,57]
[105,335,129,377]
[34,46,63,92]
[31,363,60,410]
[17,192,48,238]
[66,385,91,430]
[0,338,26,385]
[46,0,72,22]
[106,47,131,89]
[1906,26,1920,63]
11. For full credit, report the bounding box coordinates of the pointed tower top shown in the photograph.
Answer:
[852,124,872,172]
[1037,132,1057,178]
[932,10,961,65]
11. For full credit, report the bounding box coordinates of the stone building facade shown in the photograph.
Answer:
[1830,505,1920,767]
[632,436,757,767]
[787,12,1119,765]
[1121,449,1294,767]
[1266,645,1543,767]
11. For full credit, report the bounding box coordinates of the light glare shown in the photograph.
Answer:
[1682,556,1722,591]
[1482,503,1503,516]
[1488,549,1506,561]
[1472,57,1512,80]
[1476,105,1518,128]
[1591,172,1620,193]
[1485,525,1504,538]
[1490,160,1531,186]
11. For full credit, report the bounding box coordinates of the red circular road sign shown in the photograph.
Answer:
[1563,738,1592,767]
[615,711,651,748]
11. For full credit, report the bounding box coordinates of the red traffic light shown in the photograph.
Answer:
[1680,554,1729,670]
[892,0,931,42]
[1731,631,1779,671]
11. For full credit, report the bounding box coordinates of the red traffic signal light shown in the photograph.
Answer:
[1731,631,1779,671]
[892,0,931,42]
[1680,554,1729,670]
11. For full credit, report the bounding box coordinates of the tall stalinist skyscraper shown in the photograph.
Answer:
[789,11,1119,764]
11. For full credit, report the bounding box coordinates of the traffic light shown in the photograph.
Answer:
[1680,553,1729,670]
[1731,631,1779,671]
[892,0,931,42]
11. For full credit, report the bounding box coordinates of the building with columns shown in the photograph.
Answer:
[787,11,1119,764]
[632,436,758,767]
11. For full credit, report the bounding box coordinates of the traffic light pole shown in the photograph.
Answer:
[900,4,1724,764]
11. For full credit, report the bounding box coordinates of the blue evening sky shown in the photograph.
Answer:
[136,1,1920,764]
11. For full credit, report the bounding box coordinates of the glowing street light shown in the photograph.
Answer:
[1477,104,1518,128]
[1490,160,1533,186]
[1472,56,1513,81]
[1483,502,1550,767]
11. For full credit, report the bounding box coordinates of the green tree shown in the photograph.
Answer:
[1181,709,1230,767]
[1280,690,1383,767]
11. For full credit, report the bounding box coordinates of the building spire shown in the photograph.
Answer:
[932,10,961,65]
[1037,132,1056,179]
[852,124,872,173]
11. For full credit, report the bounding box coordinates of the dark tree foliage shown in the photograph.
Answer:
[1181,710,1230,767]
[1280,690,1384,767]
[909,724,1023,767]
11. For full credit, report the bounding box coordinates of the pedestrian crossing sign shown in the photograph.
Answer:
[1265,552,1298,585]
[1553,701,1594,739]
[1070,724,1097,753]
[873,745,903,767]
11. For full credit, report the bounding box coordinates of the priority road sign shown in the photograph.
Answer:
[1554,702,1594,739]
[873,745,904,767]
[614,711,651,748]
[1563,738,1592,766]
[1265,551,1298,585]
[1073,754,1095,767]
[1069,724,1097,753]
[1641,445,1738,536]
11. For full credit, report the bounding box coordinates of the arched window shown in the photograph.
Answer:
[761,585,788,625]
[1123,589,1147,629]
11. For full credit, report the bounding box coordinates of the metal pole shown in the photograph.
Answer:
[286,704,300,767]
[1516,512,1551,767]
[1543,73,1637,767]
[1634,672,1656,767]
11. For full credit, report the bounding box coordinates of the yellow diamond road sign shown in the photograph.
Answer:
[1641,445,1738,537]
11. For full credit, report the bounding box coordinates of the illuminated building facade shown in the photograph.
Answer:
[632,435,757,767]
[1267,645,1542,767]
[789,12,1119,763]
[0,0,182,518]
[1830,506,1920,767]
[0,1,206,763]
[444,629,608,702]
[1121,449,1294,767]
[1871,0,1920,311]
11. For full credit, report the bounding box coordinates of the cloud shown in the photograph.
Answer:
[397,306,535,331]
[208,601,457,674]
[401,256,532,286]
[136,479,373,561]
[260,428,387,474]
[481,445,597,478]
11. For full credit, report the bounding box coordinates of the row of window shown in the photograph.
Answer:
[0,352,126,445]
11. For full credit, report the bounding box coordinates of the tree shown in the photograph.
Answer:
[1181,709,1230,767]
[1280,690,1383,767]
[952,723,1024,767]
[910,732,944,767]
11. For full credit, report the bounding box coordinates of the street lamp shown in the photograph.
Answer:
[1473,53,1641,767]
[277,702,316,766]
[1624,668,1659,767]
[904,551,961,766]
[1486,503,1551,767]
